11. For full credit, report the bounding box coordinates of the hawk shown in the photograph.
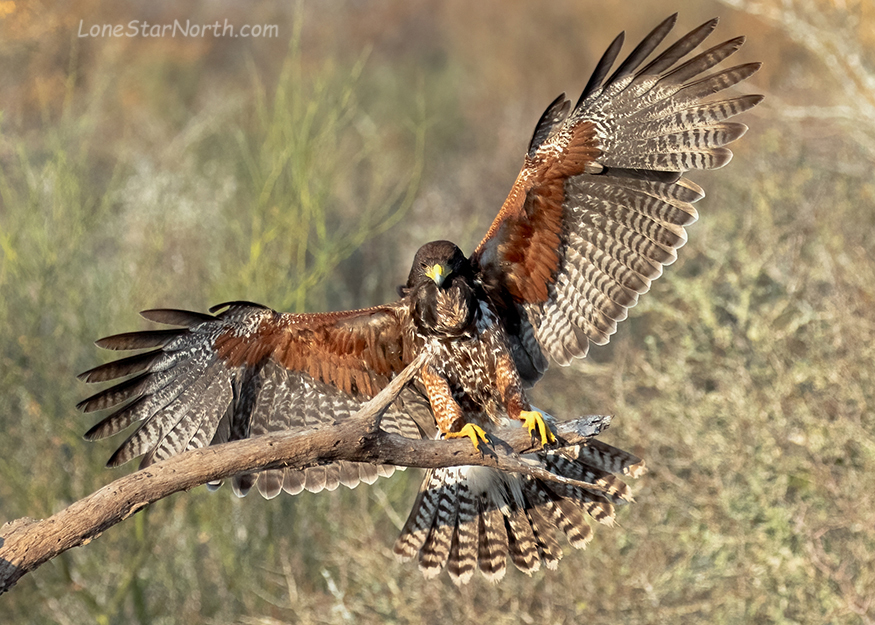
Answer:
[78,15,761,583]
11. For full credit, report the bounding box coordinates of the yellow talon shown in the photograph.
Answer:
[445,423,491,451]
[521,410,556,446]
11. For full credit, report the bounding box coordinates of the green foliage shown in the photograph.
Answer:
[215,17,425,312]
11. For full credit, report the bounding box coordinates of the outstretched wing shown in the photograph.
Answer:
[473,14,762,371]
[78,301,430,498]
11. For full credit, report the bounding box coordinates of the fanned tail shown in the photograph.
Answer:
[393,441,644,584]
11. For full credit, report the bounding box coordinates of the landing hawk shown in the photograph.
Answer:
[79,15,761,583]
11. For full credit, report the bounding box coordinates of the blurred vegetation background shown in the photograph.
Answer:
[1,0,873,623]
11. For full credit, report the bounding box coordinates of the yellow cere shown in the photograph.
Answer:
[426,263,448,285]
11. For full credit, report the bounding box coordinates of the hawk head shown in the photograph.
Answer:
[404,240,469,291]
[402,240,478,337]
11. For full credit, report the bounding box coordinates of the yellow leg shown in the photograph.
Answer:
[520,410,556,446]
[445,423,491,451]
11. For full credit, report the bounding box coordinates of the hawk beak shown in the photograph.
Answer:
[425,263,450,287]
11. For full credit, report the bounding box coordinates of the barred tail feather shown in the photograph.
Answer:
[394,446,641,584]
[477,503,509,582]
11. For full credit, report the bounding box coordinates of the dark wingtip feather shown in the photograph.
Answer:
[721,122,750,145]
[639,17,720,76]
[577,30,626,107]
[106,443,134,468]
[77,349,165,383]
[605,13,677,85]
[528,93,570,156]
[83,421,105,441]
[208,300,269,314]
[82,395,148,440]
[104,422,158,467]
[84,416,122,443]
[708,147,734,169]
[76,371,150,413]
[140,308,215,327]
[723,35,747,52]
[95,329,184,351]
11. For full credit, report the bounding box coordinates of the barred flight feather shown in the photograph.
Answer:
[108,363,227,467]
[78,350,210,414]
[629,64,762,127]
[574,241,652,294]
[568,232,663,285]
[541,280,618,346]
[563,246,641,310]
[533,306,589,364]
[548,266,626,334]
[580,200,688,249]
[187,412,222,452]
[662,38,747,86]
[148,373,232,466]
[567,177,701,225]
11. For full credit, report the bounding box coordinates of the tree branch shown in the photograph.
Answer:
[0,352,617,595]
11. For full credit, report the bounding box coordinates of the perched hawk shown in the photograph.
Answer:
[79,15,761,583]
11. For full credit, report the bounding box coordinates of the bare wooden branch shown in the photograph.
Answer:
[0,352,614,595]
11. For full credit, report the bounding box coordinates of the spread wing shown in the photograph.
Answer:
[78,301,432,498]
[473,14,763,373]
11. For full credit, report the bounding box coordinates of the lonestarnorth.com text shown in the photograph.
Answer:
[77,19,278,39]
